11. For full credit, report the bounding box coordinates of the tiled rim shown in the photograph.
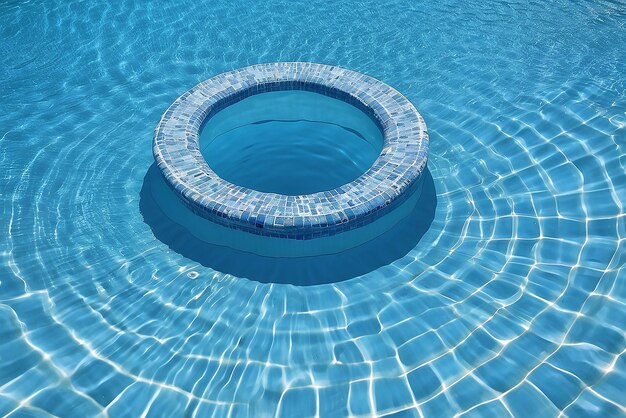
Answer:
[153,62,428,239]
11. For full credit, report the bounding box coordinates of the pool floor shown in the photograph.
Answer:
[1,0,625,417]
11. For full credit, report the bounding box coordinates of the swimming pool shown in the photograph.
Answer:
[1,0,625,417]
[201,90,384,196]
[154,62,428,256]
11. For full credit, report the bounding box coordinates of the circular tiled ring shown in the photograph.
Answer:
[153,62,428,240]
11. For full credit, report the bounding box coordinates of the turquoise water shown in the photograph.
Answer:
[1,1,626,417]
[200,91,383,195]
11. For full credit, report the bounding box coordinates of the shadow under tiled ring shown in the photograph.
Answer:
[153,62,429,239]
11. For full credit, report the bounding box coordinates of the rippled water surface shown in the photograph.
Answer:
[200,91,382,195]
[1,0,626,417]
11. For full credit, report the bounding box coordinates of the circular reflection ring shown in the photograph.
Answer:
[153,62,428,239]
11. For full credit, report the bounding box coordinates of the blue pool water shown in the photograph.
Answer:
[1,1,626,417]
[200,91,383,195]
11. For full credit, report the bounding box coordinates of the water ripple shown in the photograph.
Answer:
[1,0,626,416]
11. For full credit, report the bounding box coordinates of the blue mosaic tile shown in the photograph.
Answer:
[153,62,429,238]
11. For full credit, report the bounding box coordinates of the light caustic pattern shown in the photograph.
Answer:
[1,0,626,417]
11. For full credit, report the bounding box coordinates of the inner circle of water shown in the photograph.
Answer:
[1,1,625,417]
[199,90,384,195]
